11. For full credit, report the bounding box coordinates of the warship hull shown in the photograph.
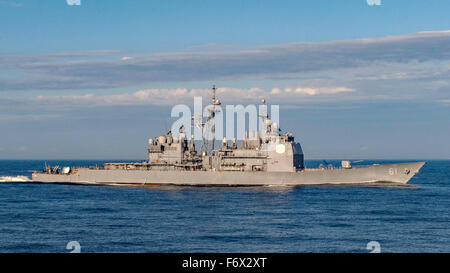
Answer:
[32,162,425,186]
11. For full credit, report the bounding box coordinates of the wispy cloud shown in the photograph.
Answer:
[1,31,450,91]
[0,1,23,7]
[188,43,239,52]
[0,50,121,69]
[33,86,355,106]
[0,113,61,122]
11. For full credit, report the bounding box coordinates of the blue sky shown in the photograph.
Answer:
[1,0,450,54]
[0,0,449,159]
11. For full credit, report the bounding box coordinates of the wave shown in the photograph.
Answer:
[0,176,31,182]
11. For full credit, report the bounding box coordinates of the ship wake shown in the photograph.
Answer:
[0,176,31,182]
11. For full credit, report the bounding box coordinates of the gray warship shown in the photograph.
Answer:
[32,86,425,186]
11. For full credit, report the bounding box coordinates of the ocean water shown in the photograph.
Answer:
[0,159,448,253]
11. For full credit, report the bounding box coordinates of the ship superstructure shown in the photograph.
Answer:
[103,86,304,174]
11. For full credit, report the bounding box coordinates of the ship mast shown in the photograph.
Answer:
[259,98,272,141]
[197,85,221,155]
[210,85,221,152]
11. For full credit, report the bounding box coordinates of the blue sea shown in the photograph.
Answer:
[0,159,448,253]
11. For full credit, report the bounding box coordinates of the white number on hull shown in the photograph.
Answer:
[388,168,397,175]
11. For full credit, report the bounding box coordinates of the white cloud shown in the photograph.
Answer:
[271,88,281,94]
[33,86,355,106]
[288,87,354,95]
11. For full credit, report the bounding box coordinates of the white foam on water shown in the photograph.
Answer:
[0,176,31,182]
